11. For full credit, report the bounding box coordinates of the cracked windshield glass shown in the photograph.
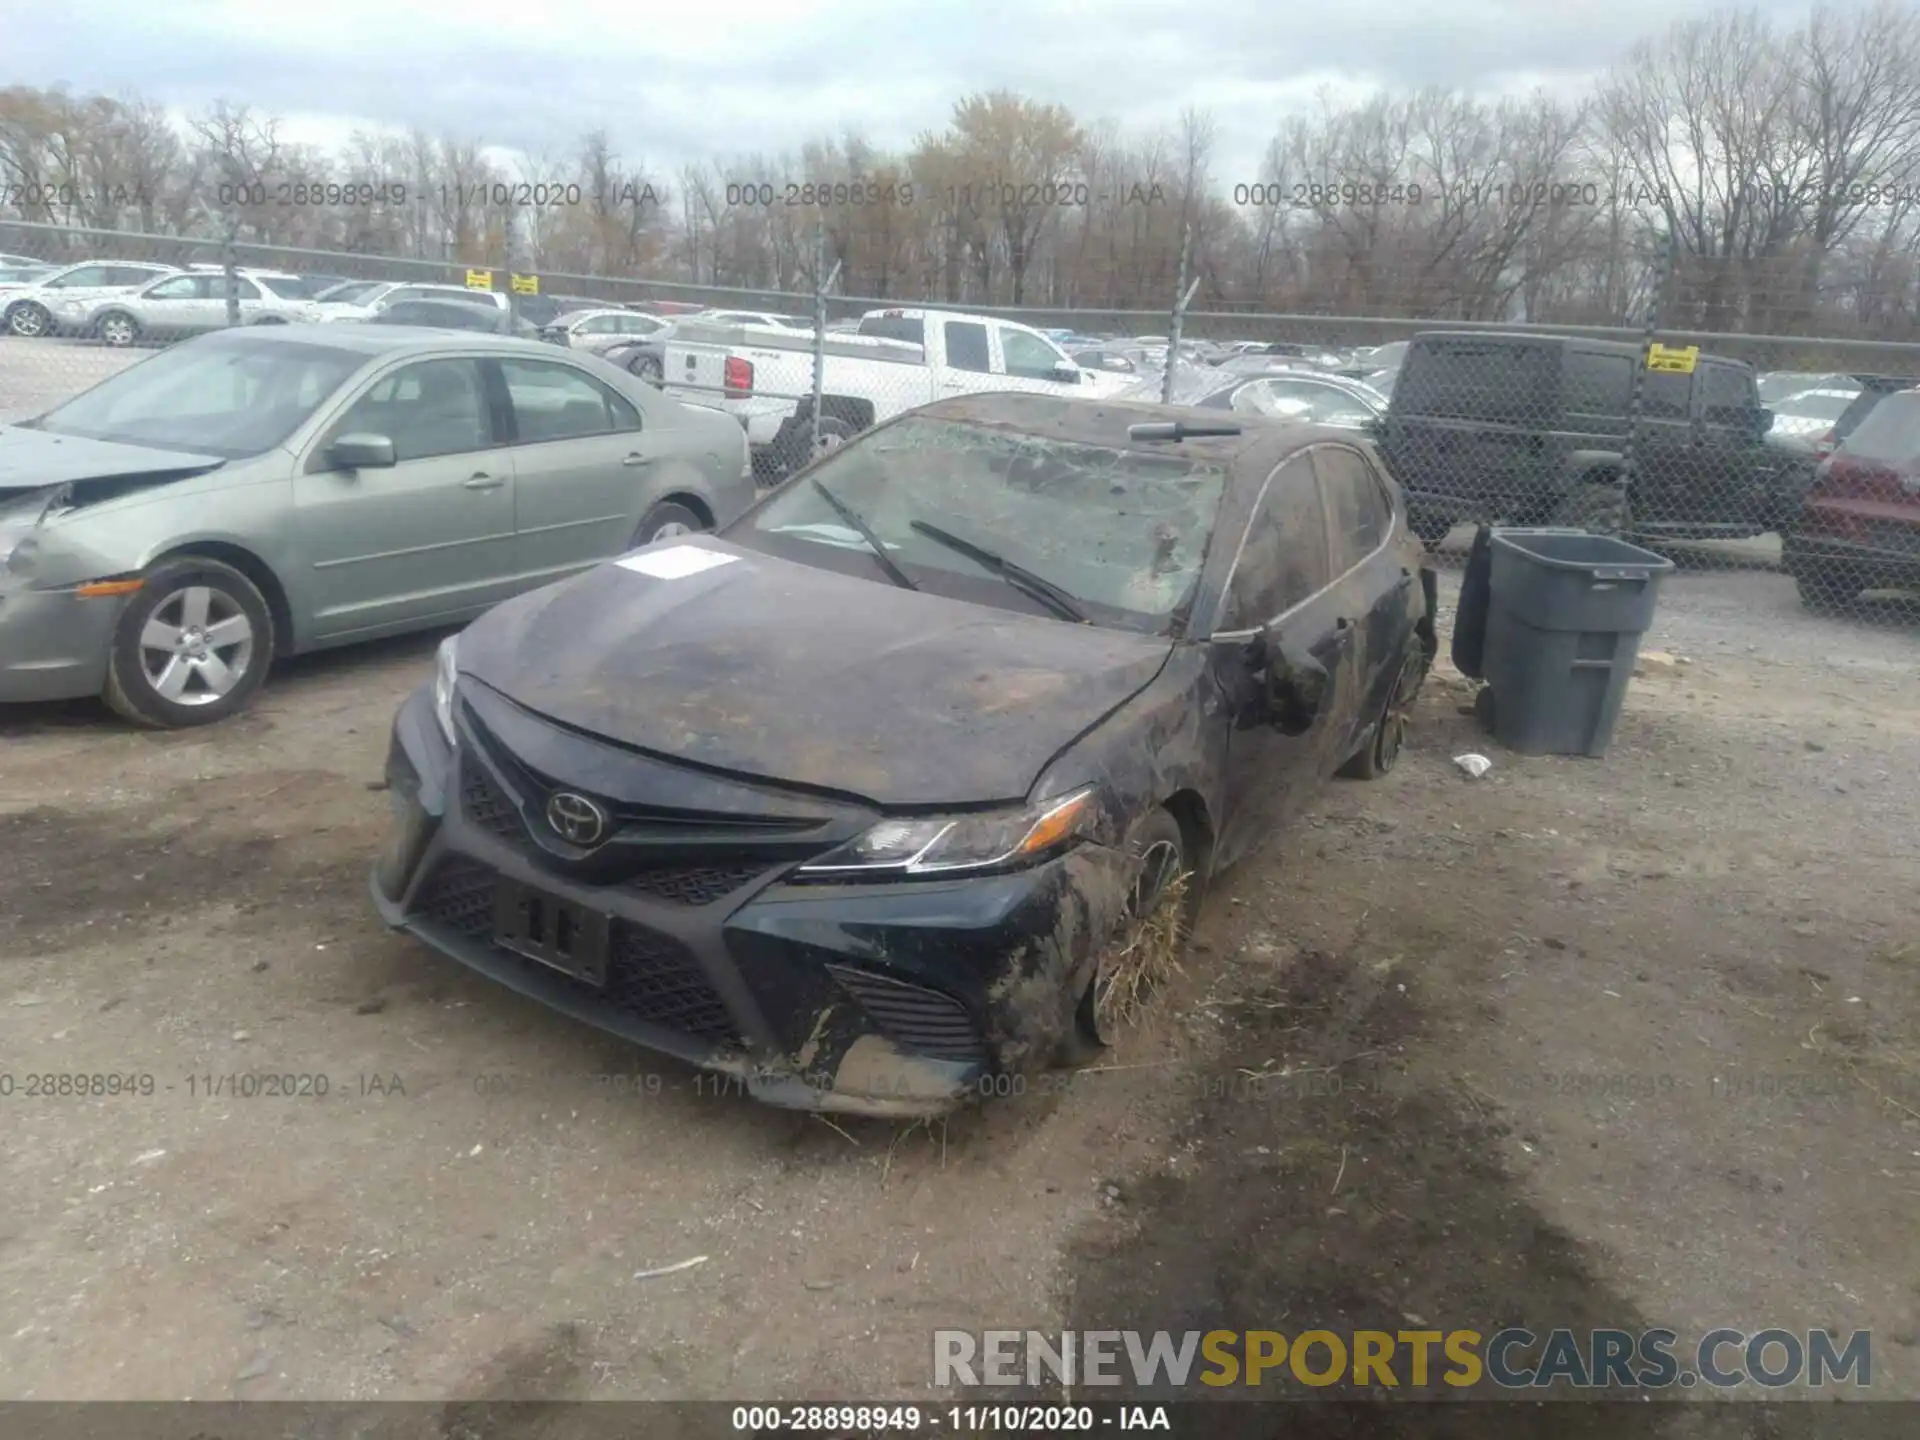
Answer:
[747,416,1227,625]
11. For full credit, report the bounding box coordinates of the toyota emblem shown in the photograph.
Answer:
[545,791,608,845]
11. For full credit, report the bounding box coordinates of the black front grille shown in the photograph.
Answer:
[461,763,520,839]
[827,964,985,1064]
[608,921,740,1044]
[415,857,495,938]
[627,863,766,906]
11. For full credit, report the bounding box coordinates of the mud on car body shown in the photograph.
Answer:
[373,393,1439,1117]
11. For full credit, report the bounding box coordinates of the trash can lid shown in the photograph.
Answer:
[1489,528,1675,578]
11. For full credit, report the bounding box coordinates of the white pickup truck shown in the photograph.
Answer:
[660,307,1136,476]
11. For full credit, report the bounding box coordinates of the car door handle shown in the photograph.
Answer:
[622,452,655,467]
[463,473,505,490]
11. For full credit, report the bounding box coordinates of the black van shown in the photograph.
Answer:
[1375,331,1793,545]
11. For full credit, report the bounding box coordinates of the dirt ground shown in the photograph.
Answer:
[1,562,1916,1427]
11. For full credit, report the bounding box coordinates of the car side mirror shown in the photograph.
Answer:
[1048,365,1082,384]
[330,433,396,470]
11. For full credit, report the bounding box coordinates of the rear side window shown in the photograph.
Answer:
[1563,352,1633,415]
[1315,447,1392,570]
[945,322,991,374]
[859,315,924,345]
[1838,393,1920,465]
[500,358,641,442]
[1639,370,1692,419]
[1699,362,1754,424]
[1394,340,1556,424]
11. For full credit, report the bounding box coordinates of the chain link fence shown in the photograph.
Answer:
[3,215,1917,625]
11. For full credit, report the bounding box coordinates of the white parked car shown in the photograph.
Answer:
[318,283,512,322]
[542,307,671,353]
[83,269,323,346]
[3,261,180,338]
[663,306,1135,477]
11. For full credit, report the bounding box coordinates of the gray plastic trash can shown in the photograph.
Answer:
[1478,528,1674,757]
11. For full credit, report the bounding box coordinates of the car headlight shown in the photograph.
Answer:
[432,636,458,745]
[795,786,1099,879]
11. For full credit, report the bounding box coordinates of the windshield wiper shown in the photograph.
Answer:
[807,477,918,591]
[908,519,1088,623]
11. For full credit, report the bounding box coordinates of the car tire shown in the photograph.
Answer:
[634,354,664,387]
[9,301,51,338]
[102,557,276,729]
[1339,643,1426,780]
[1794,567,1860,614]
[808,415,856,462]
[1061,807,1196,1063]
[631,500,707,546]
[1550,477,1630,536]
[97,311,141,347]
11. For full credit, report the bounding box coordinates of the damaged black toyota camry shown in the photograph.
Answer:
[372,392,1438,1116]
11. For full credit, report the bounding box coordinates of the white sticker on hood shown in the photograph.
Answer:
[616,545,739,580]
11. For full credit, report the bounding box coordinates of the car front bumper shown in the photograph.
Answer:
[371,686,1127,1118]
[0,583,119,703]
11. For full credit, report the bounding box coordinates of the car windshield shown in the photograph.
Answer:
[315,281,386,304]
[734,416,1229,629]
[1837,393,1920,465]
[21,335,365,458]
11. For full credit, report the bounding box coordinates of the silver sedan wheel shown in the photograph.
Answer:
[9,304,48,338]
[100,315,136,347]
[138,585,256,706]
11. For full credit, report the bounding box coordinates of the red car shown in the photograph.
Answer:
[1784,387,1920,611]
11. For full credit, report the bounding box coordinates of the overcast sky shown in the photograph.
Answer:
[18,0,1822,185]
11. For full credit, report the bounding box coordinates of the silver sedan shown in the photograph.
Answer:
[0,325,754,727]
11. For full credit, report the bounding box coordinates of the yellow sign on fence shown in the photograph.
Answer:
[464,269,494,290]
[509,272,540,295]
[1645,342,1698,374]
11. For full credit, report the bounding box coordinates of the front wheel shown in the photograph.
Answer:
[631,499,707,546]
[633,353,664,387]
[102,558,276,728]
[1061,808,1195,1062]
[97,311,141,347]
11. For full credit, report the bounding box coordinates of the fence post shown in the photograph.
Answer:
[1162,223,1199,405]
[1620,234,1679,505]
[809,221,841,461]
[222,212,241,328]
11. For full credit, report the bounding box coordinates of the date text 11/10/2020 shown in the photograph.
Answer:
[723,181,1173,209]
[211,181,666,210]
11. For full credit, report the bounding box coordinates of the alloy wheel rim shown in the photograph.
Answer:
[138,585,255,706]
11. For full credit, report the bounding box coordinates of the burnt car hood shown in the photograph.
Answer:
[0,426,227,493]
[457,539,1175,807]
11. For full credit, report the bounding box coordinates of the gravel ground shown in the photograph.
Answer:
[1,559,1915,1426]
